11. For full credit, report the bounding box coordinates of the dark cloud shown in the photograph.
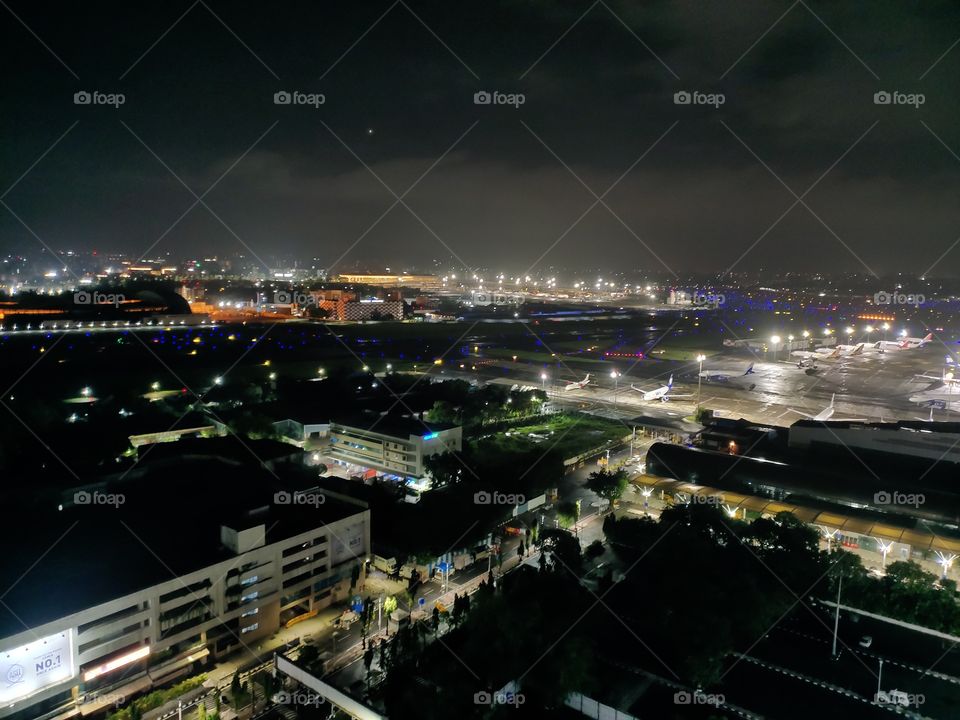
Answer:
[2,0,960,276]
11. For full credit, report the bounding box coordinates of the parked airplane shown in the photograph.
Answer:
[875,332,934,351]
[908,383,960,406]
[792,347,840,361]
[630,375,693,402]
[833,343,866,356]
[564,374,591,391]
[698,362,754,381]
[782,357,819,373]
[787,394,866,422]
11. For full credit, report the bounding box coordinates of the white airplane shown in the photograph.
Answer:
[787,394,866,422]
[792,347,841,361]
[909,383,960,406]
[875,332,934,351]
[630,375,693,402]
[783,356,819,371]
[564,373,591,391]
[833,343,867,356]
[698,362,754,381]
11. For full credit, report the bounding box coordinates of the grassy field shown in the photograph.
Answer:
[473,413,630,460]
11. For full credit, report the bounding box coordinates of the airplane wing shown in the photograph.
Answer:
[786,408,815,419]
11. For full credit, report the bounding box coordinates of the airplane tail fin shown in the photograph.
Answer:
[920,333,933,346]
[583,374,590,383]
[829,393,835,408]
[667,374,673,388]
[744,362,754,375]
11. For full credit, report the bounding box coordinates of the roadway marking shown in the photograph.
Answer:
[778,626,960,686]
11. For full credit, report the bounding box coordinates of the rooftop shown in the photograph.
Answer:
[332,412,457,438]
[0,457,366,640]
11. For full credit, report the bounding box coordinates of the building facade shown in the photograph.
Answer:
[0,498,370,720]
[329,418,462,478]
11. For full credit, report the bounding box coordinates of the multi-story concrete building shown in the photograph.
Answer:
[0,471,370,720]
[329,415,462,478]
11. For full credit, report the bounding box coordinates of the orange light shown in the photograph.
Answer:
[84,646,150,681]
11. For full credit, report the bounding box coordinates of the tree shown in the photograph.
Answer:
[351,563,361,589]
[540,528,583,577]
[230,670,241,698]
[586,468,629,503]
[425,400,458,425]
[584,539,604,560]
[518,541,526,559]
[556,501,579,529]
[363,645,375,685]
[384,595,398,615]
[432,605,440,633]
[423,450,463,488]
[255,671,272,700]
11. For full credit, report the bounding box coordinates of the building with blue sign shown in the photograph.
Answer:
[328,414,462,479]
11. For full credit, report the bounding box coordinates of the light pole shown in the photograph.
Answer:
[770,335,781,362]
[822,527,838,553]
[696,354,705,411]
[610,370,620,410]
[878,539,892,570]
[936,552,957,580]
[540,372,548,394]
[877,658,884,700]
[832,571,842,659]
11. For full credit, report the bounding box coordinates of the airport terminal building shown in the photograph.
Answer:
[0,472,370,720]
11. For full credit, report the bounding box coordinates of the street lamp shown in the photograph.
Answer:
[540,372,548,393]
[386,363,392,373]
[877,539,892,570]
[770,335,781,361]
[822,526,838,553]
[936,551,957,580]
[696,354,706,410]
[610,370,620,410]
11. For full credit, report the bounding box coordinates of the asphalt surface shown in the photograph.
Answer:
[450,343,957,426]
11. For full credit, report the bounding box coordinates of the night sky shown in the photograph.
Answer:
[2,1,960,277]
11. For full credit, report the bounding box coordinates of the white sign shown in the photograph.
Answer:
[0,631,74,703]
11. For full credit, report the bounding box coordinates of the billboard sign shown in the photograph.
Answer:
[0,631,74,703]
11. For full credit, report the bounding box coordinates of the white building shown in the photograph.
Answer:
[329,415,462,478]
[0,486,370,720]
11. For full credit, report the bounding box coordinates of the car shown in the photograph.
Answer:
[859,635,872,648]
